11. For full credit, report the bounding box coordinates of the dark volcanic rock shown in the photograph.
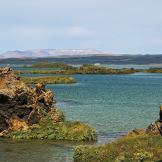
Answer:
[128,106,162,137]
[0,67,61,135]
[0,67,96,141]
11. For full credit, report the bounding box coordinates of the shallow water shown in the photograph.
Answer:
[1,72,162,161]
[0,139,74,162]
[104,64,162,69]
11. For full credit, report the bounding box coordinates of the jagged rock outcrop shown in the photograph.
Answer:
[0,67,62,136]
[128,105,162,137]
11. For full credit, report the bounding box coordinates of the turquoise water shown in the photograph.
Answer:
[104,64,162,69]
[51,73,162,142]
[2,62,162,69]
[1,72,162,161]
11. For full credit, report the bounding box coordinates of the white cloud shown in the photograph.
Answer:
[0,0,162,53]
[0,24,94,38]
[65,26,94,37]
[0,24,95,52]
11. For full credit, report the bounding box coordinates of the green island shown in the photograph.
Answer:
[17,63,138,75]
[21,76,76,84]
[17,62,162,75]
[0,67,96,142]
[24,62,75,70]
[144,67,162,73]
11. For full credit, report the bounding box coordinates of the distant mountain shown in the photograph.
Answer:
[1,49,162,65]
[0,49,110,59]
[1,54,162,65]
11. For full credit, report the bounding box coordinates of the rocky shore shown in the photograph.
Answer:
[0,67,96,141]
[74,106,162,161]
[128,105,162,137]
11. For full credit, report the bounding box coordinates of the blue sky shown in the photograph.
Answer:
[0,0,162,54]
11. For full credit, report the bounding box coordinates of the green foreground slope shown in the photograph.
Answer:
[74,135,162,162]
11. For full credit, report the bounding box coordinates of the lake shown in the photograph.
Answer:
[1,65,162,161]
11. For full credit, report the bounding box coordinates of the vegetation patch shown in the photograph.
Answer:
[7,116,96,141]
[17,64,138,75]
[21,76,76,84]
[73,135,162,162]
[146,68,162,73]
[26,62,75,70]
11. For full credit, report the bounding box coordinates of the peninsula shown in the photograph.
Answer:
[0,68,96,141]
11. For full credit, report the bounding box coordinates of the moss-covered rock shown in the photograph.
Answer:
[0,67,96,141]
[7,117,96,141]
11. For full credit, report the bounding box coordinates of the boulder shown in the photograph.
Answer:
[128,105,162,137]
[0,67,62,134]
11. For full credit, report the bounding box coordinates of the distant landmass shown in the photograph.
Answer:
[0,49,109,59]
[0,49,162,65]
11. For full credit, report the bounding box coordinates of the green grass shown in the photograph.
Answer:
[17,63,162,75]
[146,68,162,73]
[7,116,96,142]
[27,62,75,70]
[21,76,76,84]
[73,135,162,162]
[16,64,138,75]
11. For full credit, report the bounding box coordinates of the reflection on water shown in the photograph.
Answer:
[0,139,74,162]
[0,139,98,162]
[97,131,127,144]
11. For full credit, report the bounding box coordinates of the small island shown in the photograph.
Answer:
[17,62,138,75]
[0,67,96,141]
[18,62,162,75]
[25,62,75,70]
[21,76,76,84]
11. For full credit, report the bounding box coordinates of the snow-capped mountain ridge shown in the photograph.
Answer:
[0,49,111,59]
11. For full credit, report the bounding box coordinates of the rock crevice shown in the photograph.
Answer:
[0,67,61,135]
